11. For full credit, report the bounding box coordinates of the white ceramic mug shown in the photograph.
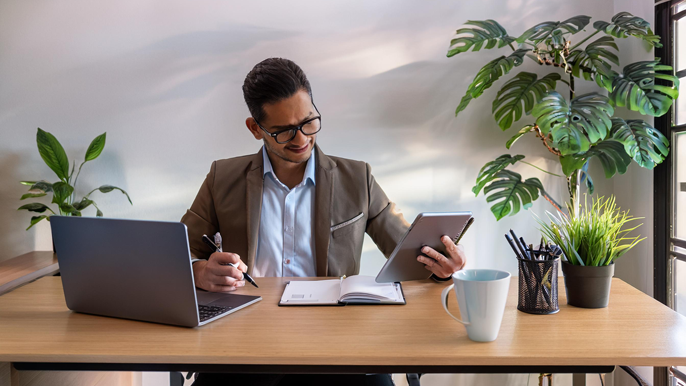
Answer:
[440,269,511,342]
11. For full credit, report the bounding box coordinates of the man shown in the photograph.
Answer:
[182,58,467,386]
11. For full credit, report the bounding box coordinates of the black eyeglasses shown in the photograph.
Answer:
[254,104,322,144]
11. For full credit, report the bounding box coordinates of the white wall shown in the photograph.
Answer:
[0,1,659,385]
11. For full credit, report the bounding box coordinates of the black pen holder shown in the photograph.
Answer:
[517,257,559,314]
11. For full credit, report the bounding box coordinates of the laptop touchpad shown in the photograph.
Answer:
[196,290,256,307]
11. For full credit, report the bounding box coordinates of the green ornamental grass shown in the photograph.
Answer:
[537,195,644,266]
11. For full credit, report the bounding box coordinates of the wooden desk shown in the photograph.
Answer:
[0,252,58,296]
[0,277,684,375]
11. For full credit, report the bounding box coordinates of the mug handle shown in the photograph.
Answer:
[441,284,470,325]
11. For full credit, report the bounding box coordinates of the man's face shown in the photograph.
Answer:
[247,89,318,165]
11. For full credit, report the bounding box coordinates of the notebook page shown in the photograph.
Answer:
[339,275,402,302]
[280,279,341,305]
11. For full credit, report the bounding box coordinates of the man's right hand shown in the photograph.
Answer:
[192,252,247,292]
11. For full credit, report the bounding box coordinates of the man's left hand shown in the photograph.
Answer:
[417,235,467,279]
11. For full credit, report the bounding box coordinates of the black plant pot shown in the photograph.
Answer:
[561,261,614,308]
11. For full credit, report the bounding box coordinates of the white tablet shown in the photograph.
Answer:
[375,212,474,283]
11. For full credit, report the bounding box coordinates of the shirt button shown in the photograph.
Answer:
[285,259,291,264]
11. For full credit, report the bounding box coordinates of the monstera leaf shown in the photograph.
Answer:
[492,72,561,130]
[609,60,679,117]
[559,140,631,178]
[483,170,546,220]
[567,36,619,91]
[594,12,662,47]
[448,20,516,57]
[455,49,530,116]
[516,16,591,44]
[532,91,614,155]
[610,118,670,168]
[473,154,525,195]
[506,125,535,149]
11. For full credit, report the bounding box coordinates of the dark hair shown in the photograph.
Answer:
[242,58,312,123]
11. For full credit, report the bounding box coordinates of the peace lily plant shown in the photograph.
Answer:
[18,128,132,230]
[448,12,678,220]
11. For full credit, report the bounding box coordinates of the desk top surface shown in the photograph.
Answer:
[0,276,684,367]
[0,251,58,295]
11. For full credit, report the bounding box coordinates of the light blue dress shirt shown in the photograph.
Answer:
[253,146,317,278]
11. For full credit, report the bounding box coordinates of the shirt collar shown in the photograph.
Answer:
[262,146,316,186]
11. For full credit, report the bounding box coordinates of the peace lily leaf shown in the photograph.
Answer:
[567,36,619,91]
[532,91,614,155]
[36,128,70,181]
[455,49,530,116]
[593,12,662,47]
[610,118,670,168]
[72,197,94,211]
[20,181,37,186]
[51,181,74,206]
[492,72,561,130]
[483,170,545,220]
[26,215,49,230]
[87,185,133,205]
[448,20,516,57]
[60,203,79,215]
[516,15,591,44]
[28,180,53,193]
[506,125,535,149]
[610,60,679,117]
[473,154,525,195]
[20,192,47,200]
[84,133,106,162]
[18,202,55,214]
[559,140,631,178]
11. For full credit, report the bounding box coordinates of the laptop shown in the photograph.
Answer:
[50,216,261,327]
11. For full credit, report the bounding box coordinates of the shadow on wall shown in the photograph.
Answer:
[0,153,39,261]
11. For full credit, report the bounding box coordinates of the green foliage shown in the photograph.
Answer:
[593,12,662,47]
[610,118,670,168]
[455,49,529,116]
[506,125,535,149]
[473,154,525,195]
[559,140,631,178]
[533,91,614,155]
[448,13,676,221]
[567,36,619,91]
[447,20,516,57]
[516,16,591,45]
[537,195,644,266]
[18,128,132,230]
[483,170,546,220]
[492,72,561,130]
[609,60,679,117]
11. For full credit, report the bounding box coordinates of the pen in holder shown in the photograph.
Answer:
[517,256,559,314]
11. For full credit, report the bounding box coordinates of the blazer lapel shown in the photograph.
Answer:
[245,148,264,275]
[314,144,336,276]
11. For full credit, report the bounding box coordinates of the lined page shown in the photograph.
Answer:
[339,275,403,302]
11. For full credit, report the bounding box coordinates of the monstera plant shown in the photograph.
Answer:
[18,128,132,230]
[449,13,677,220]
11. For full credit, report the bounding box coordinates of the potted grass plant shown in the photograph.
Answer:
[537,195,643,308]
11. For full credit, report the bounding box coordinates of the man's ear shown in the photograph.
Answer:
[246,117,263,140]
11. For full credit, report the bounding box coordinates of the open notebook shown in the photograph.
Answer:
[279,275,405,306]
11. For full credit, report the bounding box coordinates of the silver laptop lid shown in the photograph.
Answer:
[51,216,200,327]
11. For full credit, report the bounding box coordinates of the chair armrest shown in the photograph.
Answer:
[671,367,686,385]
[619,366,652,386]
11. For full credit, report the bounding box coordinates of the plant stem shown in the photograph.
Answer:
[567,170,581,218]
[520,161,563,177]
[569,71,575,100]
[568,30,600,52]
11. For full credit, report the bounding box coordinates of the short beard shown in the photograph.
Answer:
[263,139,310,165]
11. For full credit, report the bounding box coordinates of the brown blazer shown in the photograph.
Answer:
[180,145,410,277]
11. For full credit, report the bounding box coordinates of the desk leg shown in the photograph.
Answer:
[572,373,586,386]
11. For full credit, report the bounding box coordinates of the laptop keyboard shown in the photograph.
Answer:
[198,305,232,322]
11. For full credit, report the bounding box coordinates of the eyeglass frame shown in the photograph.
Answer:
[253,103,322,144]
